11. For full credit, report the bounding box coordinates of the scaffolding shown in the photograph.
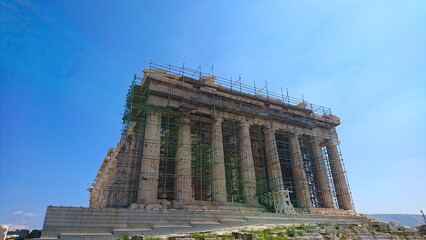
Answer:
[90,60,354,213]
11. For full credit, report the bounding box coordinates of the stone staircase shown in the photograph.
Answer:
[40,206,368,240]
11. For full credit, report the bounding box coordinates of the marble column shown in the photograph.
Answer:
[311,138,335,208]
[211,118,227,202]
[105,150,118,207]
[326,141,353,210]
[289,133,313,209]
[137,112,162,203]
[238,122,258,205]
[175,117,192,202]
[97,182,105,207]
[263,126,285,191]
[89,189,98,208]
[124,133,138,204]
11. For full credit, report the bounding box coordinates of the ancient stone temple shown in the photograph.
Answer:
[41,61,366,240]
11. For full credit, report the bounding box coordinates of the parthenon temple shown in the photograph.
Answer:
[41,62,365,239]
[88,61,354,214]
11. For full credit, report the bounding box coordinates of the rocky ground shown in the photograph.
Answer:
[122,221,426,240]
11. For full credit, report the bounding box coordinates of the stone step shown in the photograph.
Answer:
[113,228,153,236]
[152,225,193,235]
[189,222,223,232]
[43,213,254,222]
[114,228,153,231]
[51,208,247,215]
[41,206,369,238]
[220,218,247,222]
[218,219,251,228]
[59,232,113,240]
[190,221,221,225]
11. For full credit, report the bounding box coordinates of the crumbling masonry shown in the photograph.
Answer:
[88,61,354,214]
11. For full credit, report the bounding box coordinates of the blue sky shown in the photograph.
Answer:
[1,0,425,230]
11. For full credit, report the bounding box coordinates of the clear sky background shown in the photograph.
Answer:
[1,0,425,230]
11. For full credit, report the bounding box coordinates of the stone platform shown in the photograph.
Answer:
[40,206,368,240]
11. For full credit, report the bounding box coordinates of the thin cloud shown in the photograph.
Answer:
[12,210,36,216]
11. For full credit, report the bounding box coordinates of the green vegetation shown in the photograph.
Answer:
[286,229,295,237]
[144,237,162,240]
[240,224,313,239]
[120,234,130,240]
[366,225,378,231]
[317,222,333,229]
[334,230,352,240]
[117,223,421,240]
[187,232,233,240]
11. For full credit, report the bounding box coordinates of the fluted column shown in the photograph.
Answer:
[97,182,105,207]
[326,141,353,210]
[211,118,227,202]
[238,122,258,205]
[137,112,162,203]
[105,150,118,207]
[289,133,313,209]
[175,117,192,202]
[124,133,138,204]
[89,188,99,208]
[263,126,285,191]
[311,138,334,208]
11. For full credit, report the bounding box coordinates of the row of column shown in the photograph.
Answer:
[136,111,353,210]
[263,128,353,210]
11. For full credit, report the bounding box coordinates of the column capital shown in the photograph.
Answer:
[291,131,301,138]
[147,111,160,116]
[213,117,224,123]
[180,116,191,125]
[263,125,276,134]
[311,137,325,145]
[239,122,251,128]
[325,138,340,147]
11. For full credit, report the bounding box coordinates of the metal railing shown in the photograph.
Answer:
[146,60,332,115]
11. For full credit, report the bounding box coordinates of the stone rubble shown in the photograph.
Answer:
[129,222,425,240]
